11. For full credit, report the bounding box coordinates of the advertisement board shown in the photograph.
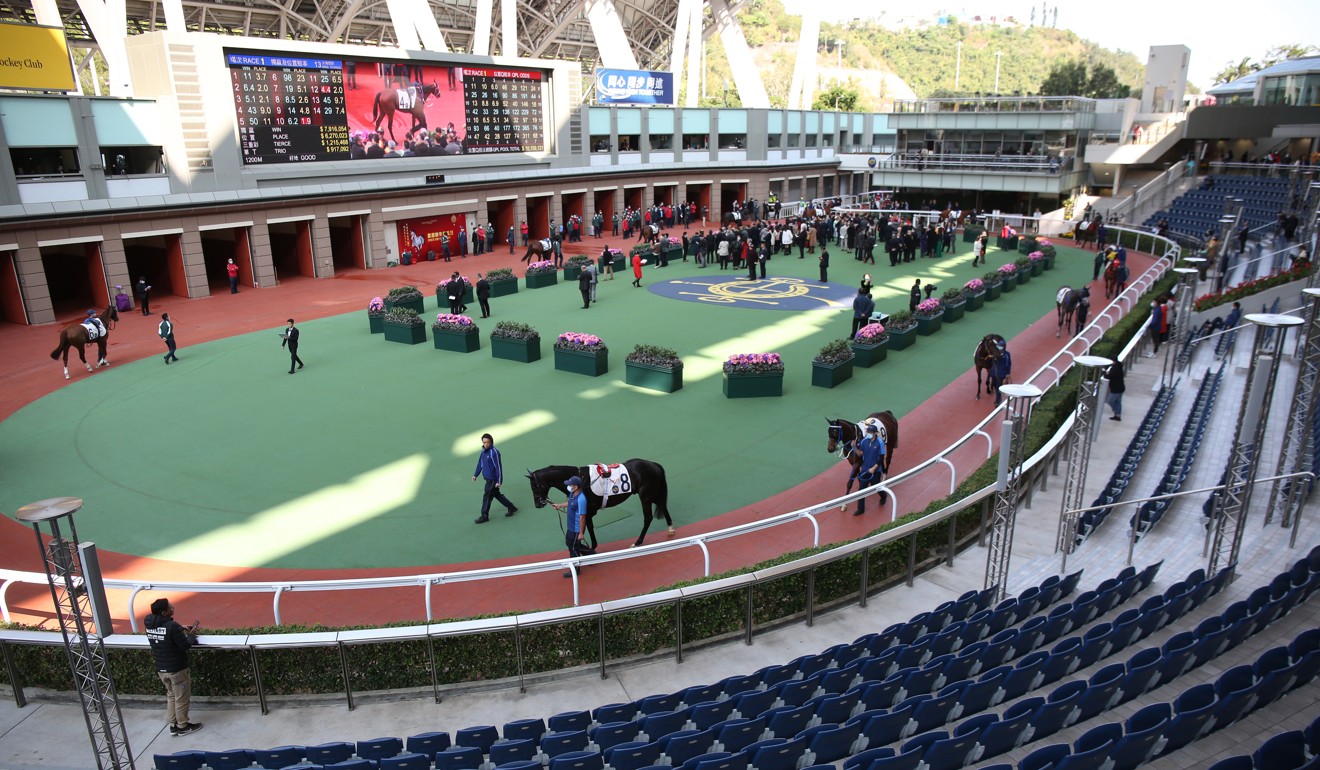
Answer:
[595,68,674,105]
[0,22,76,91]
[396,213,469,262]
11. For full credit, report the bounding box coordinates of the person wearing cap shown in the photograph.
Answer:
[552,476,588,575]
[989,340,1012,406]
[145,597,203,736]
[226,258,240,294]
[853,423,887,516]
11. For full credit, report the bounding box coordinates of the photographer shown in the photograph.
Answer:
[145,598,203,736]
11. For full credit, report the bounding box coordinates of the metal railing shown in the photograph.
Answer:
[876,153,1072,175]
[892,96,1096,114]
[0,233,1178,637]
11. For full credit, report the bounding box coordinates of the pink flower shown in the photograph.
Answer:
[854,323,887,342]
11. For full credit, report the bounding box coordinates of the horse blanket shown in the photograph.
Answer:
[589,463,632,505]
[539,238,553,252]
[1056,287,1073,305]
[82,320,105,340]
[855,417,888,446]
[395,87,417,110]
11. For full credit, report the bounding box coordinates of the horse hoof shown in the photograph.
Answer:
[64,374,70,380]
[667,527,676,537]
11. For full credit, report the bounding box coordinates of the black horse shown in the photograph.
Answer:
[825,412,899,475]
[527,460,675,550]
[1055,286,1087,338]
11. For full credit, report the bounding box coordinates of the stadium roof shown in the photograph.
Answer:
[1207,55,1320,96]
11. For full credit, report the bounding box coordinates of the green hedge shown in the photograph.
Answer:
[0,270,1172,697]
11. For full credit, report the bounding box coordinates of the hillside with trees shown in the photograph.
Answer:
[687,0,1145,110]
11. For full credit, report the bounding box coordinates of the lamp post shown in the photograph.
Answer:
[1057,356,1113,570]
[994,51,1002,93]
[955,42,962,90]
[985,383,1043,600]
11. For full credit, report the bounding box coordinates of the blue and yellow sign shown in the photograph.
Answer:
[595,68,674,105]
[651,276,854,311]
[0,22,75,91]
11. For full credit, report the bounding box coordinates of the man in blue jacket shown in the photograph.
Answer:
[145,598,203,736]
[851,286,874,338]
[853,423,887,516]
[552,476,588,576]
[471,433,518,524]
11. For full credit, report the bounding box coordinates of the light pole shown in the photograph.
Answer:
[984,383,1043,600]
[994,51,1002,93]
[836,40,845,71]
[955,42,962,90]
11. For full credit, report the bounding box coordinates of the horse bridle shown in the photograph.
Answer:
[827,422,855,459]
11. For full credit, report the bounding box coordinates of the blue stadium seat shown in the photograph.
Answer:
[1210,665,1259,731]
[381,754,432,770]
[1110,703,1170,770]
[865,744,923,770]
[919,730,979,770]
[456,726,500,755]
[605,742,661,770]
[153,751,206,770]
[848,701,917,749]
[689,752,747,770]
[682,684,722,707]
[854,676,903,712]
[1205,756,1252,770]
[811,690,859,725]
[763,703,813,740]
[743,736,806,770]
[405,732,452,761]
[494,761,541,770]
[201,750,254,770]
[732,689,776,720]
[841,746,893,770]
[1076,663,1126,722]
[548,712,591,734]
[326,760,374,770]
[551,750,605,770]
[1160,683,1218,756]
[957,668,1005,716]
[1019,743,1069,770]
[504,718,547,743]
[715,717,766,754]
[1119,646,1161,701]
[773,679,818,709]
[978,703,1035,757]
[639,692,683,715]
[436,746,485,770]
[719,674,761,699]
[640,710,690,743]
[910,687,961,734]
[490,738,537,765]
[1157,631,1197,687]
[594,703,639,725]
[1041,637,1082,685]
[357,738,404,763]
[540,731,591,760]
[799,722,859,763]
[691,699,740,730]
[306,743,356,765]
[1000,650,1048,701]
[252,746,303,770]
[661,729,716,766]
[1030,680,1086,739]
[1254,730,1309,770]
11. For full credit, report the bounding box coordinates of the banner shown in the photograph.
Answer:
[395,213,469,261]
[595,68,674,105]
[0,22,75,91]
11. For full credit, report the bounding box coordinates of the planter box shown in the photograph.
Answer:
[1017,237,1039,255]
[723,371,784,398]
[491,335,541,363]
[368,313,385,334]
[999,276,1017,293]
[1017,269,1030,285]
[811,359,854,389]
[662,245,683,263]
[1029,260,1044,277]
[625,361,683,392]
[488,278,518,298]
[915,315,943,336]
[383,321,427,345]
[433,286,475,310]
[1043,254,1056,270]
[943,302,966,323]
[400,252,413,266]
[525,271,558,289]
[887,326,917,351]
[599,254,625,272]
[963,226,985,243]
[385,295,425,315]
[433,328,480,353]
[564,263,587,281]
[996,235,1018,251]
[986,283,1003,301]
[849,340,888,368]
[554,347,608,377]
[967,292,986,311]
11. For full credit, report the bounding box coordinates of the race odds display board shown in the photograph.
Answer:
[224,49,549,166]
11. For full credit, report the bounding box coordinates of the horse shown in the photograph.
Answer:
[973,334,1007,400]
[825,412,899,476]
[1055,286,1084,338]
[372,82,441,143]
[1073,217,1098,249]
[1103,259,1121,299]
[527,460,675,551]
[636,223,661,245]
[50,305,119,379]
[521,238,553,263]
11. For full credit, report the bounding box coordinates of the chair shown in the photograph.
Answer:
[540,731,591,761]
[1157,631,1197,687]
[743,736,806,770]
[490,738,537,766]
[604,741,661,770]
[1162,683,1219,755]
[683,684,722,707]
[1110,703,1170,770]
[639,692,684,715]
[799,722,859,764]
[691,699,740,730]
[594,703,639,725]
[1210,665,1259,731]
[1054,736,1115,770]
[437,747,486,770]
[1254,730,1309,770]
[640,710,690,743]
[850,701,917,749]
[202,750,255,770]
[763,703,813,740]
[977,702,1036,758]
[732,689,777,720]
[457,726,501,755]
[715,717,766,754]
[548,712,592,734]
[1205,757,1253,770]
[919,730,980,770]
[855,676,904,712]
[773,679,818,709]
[689,753,747,770]
[406,733,452,761]
[841,746,894,770]
[252,746,303,770]
[357,738,404,763]
[1120,647,1162,702]
[153,752,206,770]
[812,690,859,725]
[1077,623,1115,668]
[719,674,761,699]
[1000,651,1049,701]
[1030,680,1086,739]
[382,755,432,770]
[1076,663,1126,722]
[1040,637,1082,685]
[551,751,605,770]
[306,743,356,765]
[956,669,1004,717]
[1019,743,1069,770]
[661,729,716,766]
[911,686,962,734]
[865,745,923,770]
[504,719,548,743]
[327,760,374,770]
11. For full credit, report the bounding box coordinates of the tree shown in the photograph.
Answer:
[1214,57,1255,85]
[1040,61,1088,96]
[813,83,860,111]
[1213,45,1318,85]
[1085,65,1130,99]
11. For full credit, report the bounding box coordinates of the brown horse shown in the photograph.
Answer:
[973,334,1007,400]
[51,305,119,379]
[825,411,899,475]
[1055,286,1085,338]
[637,223,662,245]
[521,238,553,263]
[1103,259,1121,299]
[1073,217,1098,249]
[372,82,441,143]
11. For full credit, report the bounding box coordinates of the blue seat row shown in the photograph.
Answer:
[1131,364,1224,538]
[1078,385,1175,544]
[1206,711,1320,770]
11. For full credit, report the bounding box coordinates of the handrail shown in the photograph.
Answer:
[0,234,1178,633]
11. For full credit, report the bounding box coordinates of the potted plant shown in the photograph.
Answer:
[941,287,967,323]
[384,285,426,315]
[811,339,855,389]
[625,344,683,392]
[914,298,944,336]
[662,236,684,263]
[722,352,784,398]
[1017,234,1039,256]
[367,296,386,334]
[997,263,1018,293]
[599,248,625,273]
[382,306,427,345]
[1037,238,1057,269]
[432,313,480,353]
[983,271,1004,301]
[849,322,889,367]
[886,310,918,351]
[1013,256,1032,284]
[964,279,987,311]
[553,332,608,377]
[490,320,541,363]
[525,260,558,289]
[563,255,591,282]
[434,276,474,309]
[1027,251,1046,276]
[962,223,985,243]
[486,267,518,298]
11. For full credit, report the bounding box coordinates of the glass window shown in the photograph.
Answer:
[590,135,612,152]
[717,133,745,149]
[90,100,163,145]
[648,108,675,134]
[717,109,748,133]
[616,110,642,134]
[100,146,165,175]
[588,107,613,134]
[768,134,781,148]
[648,134,672,150]
[682,133,708,150]
[681,109,710,133]
[618,135,640,152]
[11,147,80,176]
[0,98,77,146]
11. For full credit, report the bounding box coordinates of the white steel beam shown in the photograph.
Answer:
[787,7,819,109]
[471,0,492,55]
[584,0,638,70]
[707,0,768,107]
[500,0,516,56]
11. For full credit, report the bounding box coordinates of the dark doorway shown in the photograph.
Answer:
[720,183,747,219]
[0,250,26,324]
[487,200,516,252]
[593,190,615,232]
[687,183,711,225]
[125,234,187,303]
[526,197,551,241]
[653,185,675,206]
[328,217,365,272]
[268,220,316,283]
[40,242,107,317]
[624,187,643,212]
[201,227,254,292]
[562,192,585,227]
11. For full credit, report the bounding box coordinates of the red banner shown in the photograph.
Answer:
[396,213,468,260]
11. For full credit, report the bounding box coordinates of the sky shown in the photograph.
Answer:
[778,0,1320,90]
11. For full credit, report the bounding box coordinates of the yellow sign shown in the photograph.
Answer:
[0,22,76,91]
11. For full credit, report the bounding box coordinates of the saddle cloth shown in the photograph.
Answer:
[1056,287,1072,305]
[82,321,103,340]
[395,87,416,110]
[856,417,887,445]
[588,463,631,501]
[540,238,552,252]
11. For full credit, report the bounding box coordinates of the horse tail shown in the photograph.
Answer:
[371,93,381,125]
[50,341,63,360]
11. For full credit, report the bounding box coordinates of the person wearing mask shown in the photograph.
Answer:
[551,476,588,576]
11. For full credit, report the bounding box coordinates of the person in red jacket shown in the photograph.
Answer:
[226,259,240,294]
[631,252,644,287]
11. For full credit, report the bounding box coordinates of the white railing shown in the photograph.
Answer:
[0,232,1178,632]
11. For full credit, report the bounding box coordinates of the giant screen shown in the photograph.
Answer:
[225,49,549,165]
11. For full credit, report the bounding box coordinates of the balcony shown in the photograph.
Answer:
[889,97,1096,132]
[858,152,1083,193]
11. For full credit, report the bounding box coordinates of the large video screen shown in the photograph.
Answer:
[224,49,548,165]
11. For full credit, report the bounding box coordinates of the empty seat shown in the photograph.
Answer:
[551,751,605,770]
[540,731,591,760]
[1255,730,1310,770]
[594,703,639,725]
[437,746,486,770]
[490,738,537,766]
[202,750,255,770]
[742,736,806,770]
[690,699,739,731]
[153,752,206,770]
[357,738,404,763]
[1019,743,1069,770]
[306,743,356,765]
[800,722,859,763]
[252,746,303,770]
[456,726,500,755]
[504,719,547,743]
[715,718,766,754]
[604,742,661,770]
[639,692,684,715]
[406,733,452,761]
[640,710,690,743]
[549,712,592,734]
[661,729,716,766]
[382,754,433,770]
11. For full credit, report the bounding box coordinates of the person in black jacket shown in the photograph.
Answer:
[851,287,874,338]
[145,598,203,735]
[282,318,303,374]
[1105,361,1126,421]
[475,274,492,318]
[818,248,830,284]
